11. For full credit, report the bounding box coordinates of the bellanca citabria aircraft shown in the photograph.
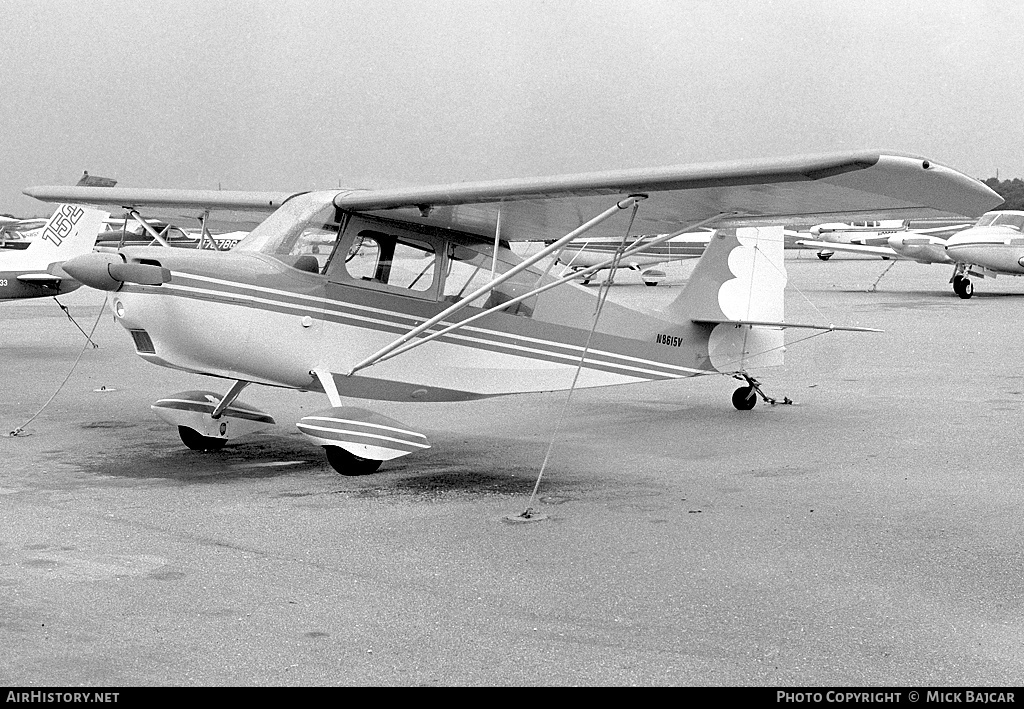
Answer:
[26,152,1000,474]
[0,204,109,301]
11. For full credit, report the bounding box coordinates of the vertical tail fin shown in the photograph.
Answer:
[663,225,788,371]
[22,204,110,266]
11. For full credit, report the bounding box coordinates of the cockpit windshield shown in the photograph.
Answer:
[975,212,1024,231]
[234,192,341,273]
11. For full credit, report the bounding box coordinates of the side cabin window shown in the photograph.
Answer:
[326,217,440,300]
[326,215,536,315]
[343,230,436,293]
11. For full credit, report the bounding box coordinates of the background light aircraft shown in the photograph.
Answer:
[1,172,118,251]
[95,218,248,250]
[795,210,1022,298]
[802,218,974,260]
[28,152,1000,475]
[554,230,714,286]
[0,215,49,250]
[945,210,1024,298]
[552,225,858,285]
[0,204,109,301]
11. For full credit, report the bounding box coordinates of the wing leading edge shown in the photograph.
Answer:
[25,151,1002,241]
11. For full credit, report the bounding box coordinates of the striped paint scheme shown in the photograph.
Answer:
[296,417,430,453]
[297,407,430,460]
[152,396,276,425]
[133,271,709,384]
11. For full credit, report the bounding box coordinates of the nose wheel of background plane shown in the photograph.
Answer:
[952,274,974,299]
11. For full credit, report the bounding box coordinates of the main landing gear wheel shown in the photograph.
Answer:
[177,426,227,451]
[732,385,758,411]
[817,252,833,261]
[952,275,974,299]
[323,446,383,476]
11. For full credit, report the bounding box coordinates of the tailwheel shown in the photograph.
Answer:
[178,426,227,451]
[732,385,757,411]
[731,373,793,409]
[952,275,973,299]
[323,446,383,476]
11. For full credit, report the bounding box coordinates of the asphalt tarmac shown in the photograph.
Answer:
[2,252,1023,687]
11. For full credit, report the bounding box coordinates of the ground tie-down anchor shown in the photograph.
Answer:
[504,506,548,524]
[734,372,793,407]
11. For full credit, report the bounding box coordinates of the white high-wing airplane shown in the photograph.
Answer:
[0,204,110,301]
[95,218,248,250]
[554,230,714,286]
[26,152,1000,475]
[0,215,49,250]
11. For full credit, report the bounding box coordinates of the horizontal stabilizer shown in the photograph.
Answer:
[16,273,62,286]
[694,318,881,333]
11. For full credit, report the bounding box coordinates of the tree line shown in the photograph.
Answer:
[983,178,1024,210]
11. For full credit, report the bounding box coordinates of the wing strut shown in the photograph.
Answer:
[344,194,649,376]
[125,208,171,248]
[196,210,221,251]
[210,380,250,419]
[349,211,733,372]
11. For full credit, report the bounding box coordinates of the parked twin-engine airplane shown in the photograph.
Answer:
[800,218,973,261]
[796,210,1022,298]
[0,204,109,301]
[26,152,1000,474]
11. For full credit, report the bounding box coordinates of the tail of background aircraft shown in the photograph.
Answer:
[20,204,111,267]
[662,225,787,371]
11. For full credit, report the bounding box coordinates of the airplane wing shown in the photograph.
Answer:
[795,239,904,259]
[25,151,1002,241]
[21,187,299,229]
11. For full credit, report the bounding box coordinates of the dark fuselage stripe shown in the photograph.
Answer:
[141,278,704,380]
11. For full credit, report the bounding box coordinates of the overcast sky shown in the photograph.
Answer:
[1,0,1021,215]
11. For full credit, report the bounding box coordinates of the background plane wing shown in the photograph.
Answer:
[795,239,905,259]
[21,187,301,230]
[25,151,1002,241]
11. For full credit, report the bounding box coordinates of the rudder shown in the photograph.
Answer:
[662,225,787,371]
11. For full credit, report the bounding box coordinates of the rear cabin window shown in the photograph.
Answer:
[443,240,536,316]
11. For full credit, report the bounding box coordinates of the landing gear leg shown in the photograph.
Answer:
[731,373,793,410]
